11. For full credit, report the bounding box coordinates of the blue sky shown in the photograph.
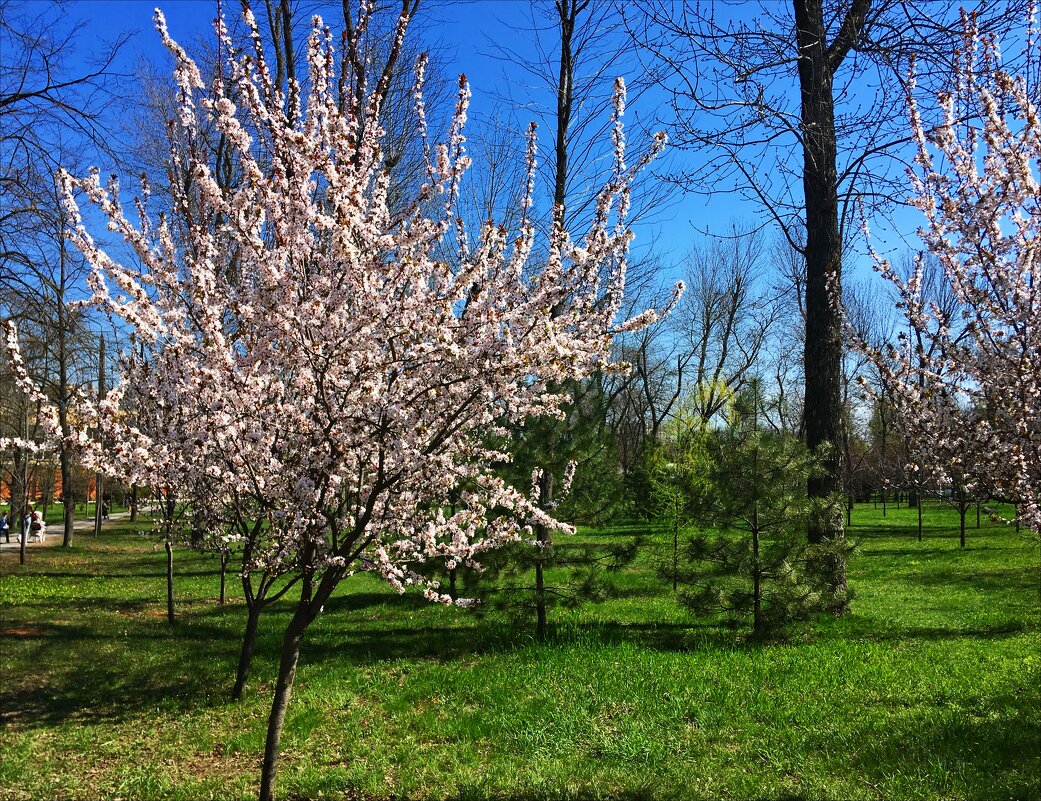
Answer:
[58,0,930,294]
[60,1,753,280]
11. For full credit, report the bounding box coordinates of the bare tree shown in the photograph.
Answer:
[626,0,1027,599]
[1,2,128,546]
[840,277,893,524]
[1,167,102,547]
[478,0,676,638]
[673,226,779,422]
[0,1,128,254]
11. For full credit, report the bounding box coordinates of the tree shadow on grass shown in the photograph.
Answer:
[0,613,243,728]
[845,685,1041,800]
[446,788,786,801]
[570,618,749,650]
[1,589,546,729]
[899,563,1041,595]
[850,525,954,537]
[297,589,708,658]
[322,590,431,615]
[297,609,752,671]
[833,609,1037,642]
[858,545,1007,557]
[26,569,219,580]
[4,564,1032,736]
[871,622,1031,641]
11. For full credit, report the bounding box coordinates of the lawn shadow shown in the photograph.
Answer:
[446,783,809,801]
[21,569,218,580]
[833,611,1037,643]
[0,611,244,728]
[845,684,1041,799]
[858,545,1006,557]
[907,562,1040,591]
[310,613,774,668]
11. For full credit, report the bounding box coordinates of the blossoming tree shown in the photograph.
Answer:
[40,4,676,799]
[861,11,1039,534]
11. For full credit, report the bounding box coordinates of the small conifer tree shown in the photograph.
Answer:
[647,391,714,592]
[663,381,851,639]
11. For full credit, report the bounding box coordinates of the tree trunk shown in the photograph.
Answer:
[794,0,853,605]
[672,511,679,592]
[220,553,229,605]
[534,547,548,640]
[752,529,763,638]
[57,315,74,547]
[528,0,583,641]
[93,474,103,537]
[233,600,263,701]
[60,445,74,547]
[535,470,554,641]
[258,614,308,801]
[129,483,139,522]
[16,419,28,565]
[165,539,175,624]
[18,509,26,566]
[553,0,579,213]
[93,336,106,539]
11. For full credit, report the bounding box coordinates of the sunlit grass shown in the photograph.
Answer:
[0,500,1037,800]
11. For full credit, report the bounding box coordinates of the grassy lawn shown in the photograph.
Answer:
[0,501,1038,800]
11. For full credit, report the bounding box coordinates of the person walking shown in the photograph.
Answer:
[0,511,9,543]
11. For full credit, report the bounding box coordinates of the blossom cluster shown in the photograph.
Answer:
[38,8,675,598]
[860,11,1040,531]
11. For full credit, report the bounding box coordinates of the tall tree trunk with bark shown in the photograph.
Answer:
[233,599,263,701]
[220,552,229,604]
[535,470,554,641]
[958,490,968,548]
[16,405,29,565]
[164,493,175,624]
[56,234,76,548]
[531,0,583,641]
[256,568,338,801]
[93,336,106,539]
[793,0,869,603]
[165,539,175,624]
[258,612,307,801]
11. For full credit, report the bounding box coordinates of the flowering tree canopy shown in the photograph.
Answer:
[3,5,680,798]
[54,8,674,600]
[861,11,1040,533]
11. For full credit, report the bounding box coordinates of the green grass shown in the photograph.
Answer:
[0,501,1038,800]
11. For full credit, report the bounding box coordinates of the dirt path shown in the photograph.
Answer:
[0,510,132,553]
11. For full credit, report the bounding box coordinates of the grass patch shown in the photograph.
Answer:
[0,501,1038,800]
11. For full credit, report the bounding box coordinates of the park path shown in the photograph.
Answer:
[0,510,133,554]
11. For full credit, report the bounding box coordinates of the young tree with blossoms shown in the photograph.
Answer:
[859,11,1040,535]
[16,4,679,799]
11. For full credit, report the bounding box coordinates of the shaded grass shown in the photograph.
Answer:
[0,501,1038,800]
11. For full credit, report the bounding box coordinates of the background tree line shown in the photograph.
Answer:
[1,0,1032,627]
